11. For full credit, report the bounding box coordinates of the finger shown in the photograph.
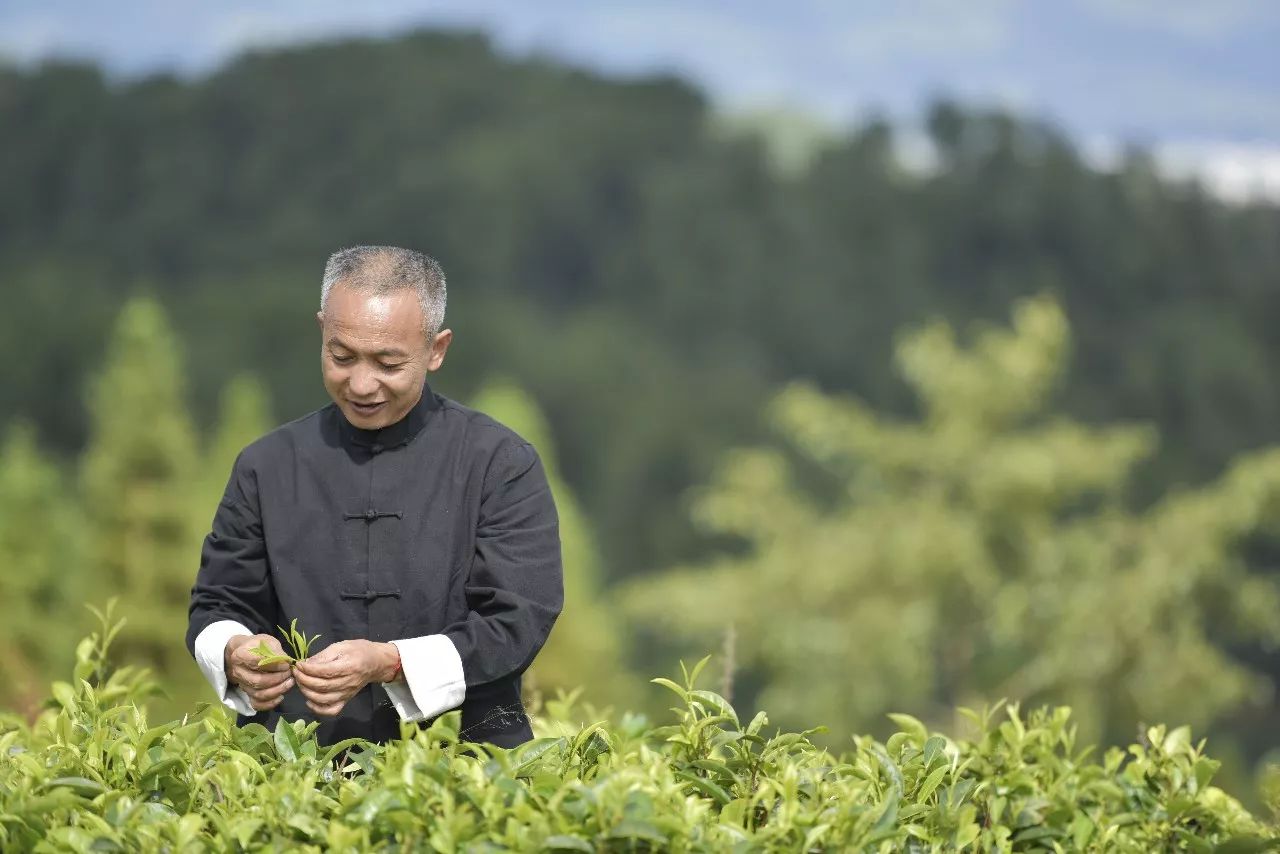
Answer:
[298,688,346,705]
[294,680,349,704]
[307,700,346,717]
[295,658,343,679]
[304,643,347,666]
[251,694,285,711]
[253,676,295,702]
[233,667,292,691]
[292,668,346,691]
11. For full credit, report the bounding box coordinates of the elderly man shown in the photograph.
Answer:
[186,246,563,747]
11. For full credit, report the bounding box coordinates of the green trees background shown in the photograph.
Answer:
[624,297,1280,756]
[3,29,1280,801]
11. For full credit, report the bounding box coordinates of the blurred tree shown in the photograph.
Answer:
[624,296,1280,746]
[467,378,637,710]
[79,296,207,717]
[0,423,85,716]
[194,373,272,534]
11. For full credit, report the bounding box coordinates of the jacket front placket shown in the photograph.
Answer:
[342,440,403,644]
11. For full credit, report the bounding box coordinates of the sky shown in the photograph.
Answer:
[4,0,1279,200]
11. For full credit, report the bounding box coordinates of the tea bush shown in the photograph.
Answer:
[1,615,1276,852]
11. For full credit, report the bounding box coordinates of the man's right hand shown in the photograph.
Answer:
[224,634,295,711]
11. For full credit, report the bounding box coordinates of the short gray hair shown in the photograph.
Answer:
[321,246,447,337]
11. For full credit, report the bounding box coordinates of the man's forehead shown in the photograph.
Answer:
[324,286,425,336]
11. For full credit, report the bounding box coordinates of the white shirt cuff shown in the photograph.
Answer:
[382,635,466,722]
[193,620,258,716]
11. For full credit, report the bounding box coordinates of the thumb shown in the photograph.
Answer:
[296,642,342,675]
[306,642,342,664]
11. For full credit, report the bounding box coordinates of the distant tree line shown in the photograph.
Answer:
[3,31,1278,582]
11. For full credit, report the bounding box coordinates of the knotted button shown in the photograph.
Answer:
[364,509,377,521]
[369,443,383,454]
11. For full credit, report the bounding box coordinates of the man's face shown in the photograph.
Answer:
[317,284,452,430]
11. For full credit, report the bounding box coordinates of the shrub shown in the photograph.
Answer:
[0,615,1275,852]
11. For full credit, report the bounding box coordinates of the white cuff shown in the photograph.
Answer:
[382,635,466,722]
[193,620,258,716]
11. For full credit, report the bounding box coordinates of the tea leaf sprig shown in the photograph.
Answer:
[250,618,321,666]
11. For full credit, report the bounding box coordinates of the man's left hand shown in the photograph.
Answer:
[293,640,400,717]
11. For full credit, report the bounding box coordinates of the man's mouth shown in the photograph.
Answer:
[349,400,386,416]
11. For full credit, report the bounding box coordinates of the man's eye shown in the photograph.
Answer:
[331,353,354,364]
[380,363,405,373]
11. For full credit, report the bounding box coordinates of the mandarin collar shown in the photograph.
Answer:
[338,382,439,450]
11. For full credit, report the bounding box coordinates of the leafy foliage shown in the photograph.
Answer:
[0,298,277,718]
[1,619,1274,852]
[78,297,205,719]
[0,423,85,717]
[625,296,1280,750]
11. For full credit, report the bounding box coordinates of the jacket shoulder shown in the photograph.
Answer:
[232,405,334,471]
[436,396,533,455]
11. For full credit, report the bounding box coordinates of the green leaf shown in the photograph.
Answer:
[803,823,832,850]
[916,765,948,802]
[1213,838,1280,854]
[870,789,900,839]
[720,798,749,828]
[676,770,731,805]
[686,655,713,687]
[650,677,687,700]
[1072,813,1095,849]
[1163,725,1192,754]
[321,737,372,766]
[887,713,928,745]
[689,690,738,724]
[542,835,594,852]
[43,776,105,798]
[274,718,302,762]
[51,681,76,710]
[955,823,981,848]
[922,735,946,767]
[1195,757,1221,792]
[609,819,668,844]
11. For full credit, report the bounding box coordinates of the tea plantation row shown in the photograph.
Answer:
[1,621,1275,852]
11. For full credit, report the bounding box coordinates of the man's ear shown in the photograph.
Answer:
[315,310,324,330]
[427,328,453,372]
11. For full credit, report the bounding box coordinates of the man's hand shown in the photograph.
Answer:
[293,640,399,717]
[225,634,295,712]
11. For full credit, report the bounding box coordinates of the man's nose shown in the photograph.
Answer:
[348,365,379,397]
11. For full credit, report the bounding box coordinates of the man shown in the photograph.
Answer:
[186,245,563,747]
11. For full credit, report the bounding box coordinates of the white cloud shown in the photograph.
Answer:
[1075,0,1274,43]
[1156,140,1280,203]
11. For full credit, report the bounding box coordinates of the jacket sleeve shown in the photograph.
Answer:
[384,440,563,720]
[186,450,279,657]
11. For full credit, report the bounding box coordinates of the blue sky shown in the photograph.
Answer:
[4,1,1279,197]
